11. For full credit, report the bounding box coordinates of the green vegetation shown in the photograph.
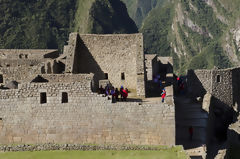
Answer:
[89,0,138,34]
[132,0,238,73]
[0,0,239,73]
[181,0,226,38]
[188,42,232,70]
[0,149,188,159]
[141,4,174,56]
[0,0,76,51]
[0,0,137,51]
[121,0,166,28]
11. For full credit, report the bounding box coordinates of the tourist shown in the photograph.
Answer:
[120,86,124,101]
[153,75,158,83]
[115,88,119,101]
[189,126,193,141]
[123,88,128,101]
[105,84,110,99]
[161,88,166,103]
[110,87,115,103]
[98,85,104,94]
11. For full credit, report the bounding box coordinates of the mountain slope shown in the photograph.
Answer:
[125,0,240,73]
[0,0,77,50]
[0,0,137,50]
[121,0,167,28]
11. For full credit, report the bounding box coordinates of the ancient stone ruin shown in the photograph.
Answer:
[0,33,175,146]
[0,32,239,158]
[187,67,240,158]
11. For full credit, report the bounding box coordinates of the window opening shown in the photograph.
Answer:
[62,92,68,103]
[104,73,108,79]
[121,73,125,80]
[0,75,3,83]
[217,75,221,83]
[40,92,47,104]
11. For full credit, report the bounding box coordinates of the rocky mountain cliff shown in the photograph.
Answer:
[1,0,239,73]
[123,0,240,73]
[0,0,137,50]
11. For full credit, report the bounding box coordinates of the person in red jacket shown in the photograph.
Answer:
[123,88,128,101]
[161,88,166,103]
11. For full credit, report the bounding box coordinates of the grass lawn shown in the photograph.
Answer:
[0,148,188,159]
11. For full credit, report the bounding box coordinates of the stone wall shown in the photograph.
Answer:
[145,54,157,81]
[0,77,175,146]
[0,49,58,60]
[187,68,235,106]
[187,69,212,98]
[211,69,233,106]
[0,64,43,85]
[64,33,146,97]
[232,68,240,110]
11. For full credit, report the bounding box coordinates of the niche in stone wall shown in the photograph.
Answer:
[47,62,52,74]
[40,92,47,104]
[41,66,46,74]
[104,73,108,79]
[217,75,221,83]
[121,73,125,80]
[0,75,3,83]
[62,92,68,103]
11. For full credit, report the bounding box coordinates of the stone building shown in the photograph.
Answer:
[63,33,145,97]
[0,33,175,146]
[187,67,240,155]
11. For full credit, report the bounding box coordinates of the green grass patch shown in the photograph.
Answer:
[0,149,188,159]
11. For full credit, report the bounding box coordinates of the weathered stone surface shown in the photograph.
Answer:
[202,93,211,113]
[64,33,146,97]
[0,33,175,147]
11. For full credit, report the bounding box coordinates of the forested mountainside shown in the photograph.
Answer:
[1,0,239,73]
[0,0,137,51]
[123,0,240,73]
[121,0,167,27]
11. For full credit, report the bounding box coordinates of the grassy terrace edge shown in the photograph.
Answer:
[0,144,189,159]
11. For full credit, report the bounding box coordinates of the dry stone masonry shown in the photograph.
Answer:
[187,67,240,157]
[0,33,175,147]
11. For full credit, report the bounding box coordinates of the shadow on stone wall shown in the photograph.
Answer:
[207,97,238,158]
[187,70,206,98]
[225,129,240,159]
[73,36,105,91]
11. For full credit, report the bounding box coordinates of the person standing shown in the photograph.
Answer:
[110,87,115,103]
[115,88,119,101]
[120,86,124,101]
[161,88,166,103]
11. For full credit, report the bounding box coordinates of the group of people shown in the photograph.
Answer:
[98,85,128,102]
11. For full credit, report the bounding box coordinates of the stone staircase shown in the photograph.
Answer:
[175,95,208,158]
